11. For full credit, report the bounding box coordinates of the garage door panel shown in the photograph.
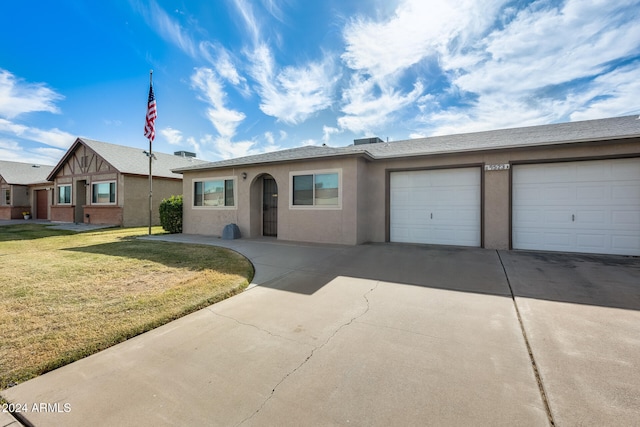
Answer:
[544,210,573,226]
[544,232,573,248]
[546,186,573,201]
[576,233,606,251]
[390,168,480,247]
[513,208,540,224]
[576,184,608,201]
[578,210,606,225]
[513,158,640,255]
[613,210,640,226]
[612,184,639,203]
[611,158,640,179]
[575,162,609,180]
[613,235,640,251]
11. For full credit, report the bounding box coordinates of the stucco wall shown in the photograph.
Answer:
[363,138,640,249]
[182,157,362,244]
[181,137,640,248]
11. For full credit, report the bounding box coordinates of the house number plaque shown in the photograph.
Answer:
[484,164,510,171]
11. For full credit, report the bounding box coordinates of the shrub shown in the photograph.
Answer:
[159,195,183,233]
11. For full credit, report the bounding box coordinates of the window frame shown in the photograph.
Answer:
[192,176,237,209]
[1,188,10,206]
[289,169,342,210]
[57,184,72,205]
[91,181,117,205]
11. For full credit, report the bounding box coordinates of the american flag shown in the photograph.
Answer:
[144,82,157,142]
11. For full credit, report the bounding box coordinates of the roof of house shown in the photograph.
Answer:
[174,115,640,172]
[0,160,54,185]
[48,138,208,181]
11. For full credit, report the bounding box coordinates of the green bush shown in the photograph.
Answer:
[159,195,183,233]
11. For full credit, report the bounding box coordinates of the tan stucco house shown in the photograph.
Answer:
[47,138,206,227]
[175,115,640,256]
[0,161,55,220]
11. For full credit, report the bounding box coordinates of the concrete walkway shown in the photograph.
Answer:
[0,219,115,232]
[2,235,639,426]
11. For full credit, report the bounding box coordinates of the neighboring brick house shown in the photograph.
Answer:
[0,160,54,220]
[175,115,640,256]
[47,138,206,226]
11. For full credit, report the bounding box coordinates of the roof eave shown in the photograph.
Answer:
[172,150,373,173]
[368,133,640,161]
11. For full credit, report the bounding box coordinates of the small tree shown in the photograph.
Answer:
[159,195,183,233]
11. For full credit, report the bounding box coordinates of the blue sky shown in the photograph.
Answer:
[1,0,639,165]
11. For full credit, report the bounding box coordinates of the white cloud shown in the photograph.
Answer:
[161,127,184,145]
[200,134,258,160]
[249,44,339,124]
[569,64,640,120]
[450,1,640,96]
[0,69,63,119]
[342,0,506,81]
[338,76,424,134]
[199,42,251,97]
[0,138,63,165]
[416,0,640,135]
[264,131,274,145]
[322,125,341,144]
[0,118,74,149]
[230,0,261,45]
[147,0,197,57]
[336,0,508,136]
[190,67,246,139]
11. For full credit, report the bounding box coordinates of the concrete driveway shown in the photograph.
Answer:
[2,237,639,426]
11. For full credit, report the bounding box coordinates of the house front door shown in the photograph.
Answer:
[36,189,48,219]
[262,177,278,237]
[75,180,86,223]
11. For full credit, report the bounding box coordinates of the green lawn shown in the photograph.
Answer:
[0,224,253,390]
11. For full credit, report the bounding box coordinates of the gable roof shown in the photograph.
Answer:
[48,138,208,180]
[174,115,640,172]
[0,160,54,185]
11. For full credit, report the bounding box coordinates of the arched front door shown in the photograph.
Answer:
[262,176,278,236]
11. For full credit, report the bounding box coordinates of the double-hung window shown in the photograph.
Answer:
[194,178,235,207]
[291,170,340,208]
[92,181,116,204]
[58,185,72,204]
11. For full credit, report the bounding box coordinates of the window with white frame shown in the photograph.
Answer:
[58,185,71,204]
[193,178,235,207]
[92,181,116,204]
[291,170,341,208]
[1,188,10,206]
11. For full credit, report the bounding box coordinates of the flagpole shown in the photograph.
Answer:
[148,70,153,236]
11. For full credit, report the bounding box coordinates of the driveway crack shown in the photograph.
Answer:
[497,250,556,427]
[207,309,310,346]
[235,281,379,426]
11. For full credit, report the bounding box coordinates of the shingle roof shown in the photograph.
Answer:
[0,160,54,185]
[174,115,640,172]
[48,138,208,180]
[173,145,360,173]
[349,114,640,159]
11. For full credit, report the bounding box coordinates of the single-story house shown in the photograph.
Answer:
[47,138,206,226]
[0,160,54,220]
[174,115,640,256]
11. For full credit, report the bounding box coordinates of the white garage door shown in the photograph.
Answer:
[390,168,481,246]
[512,158,640,256]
